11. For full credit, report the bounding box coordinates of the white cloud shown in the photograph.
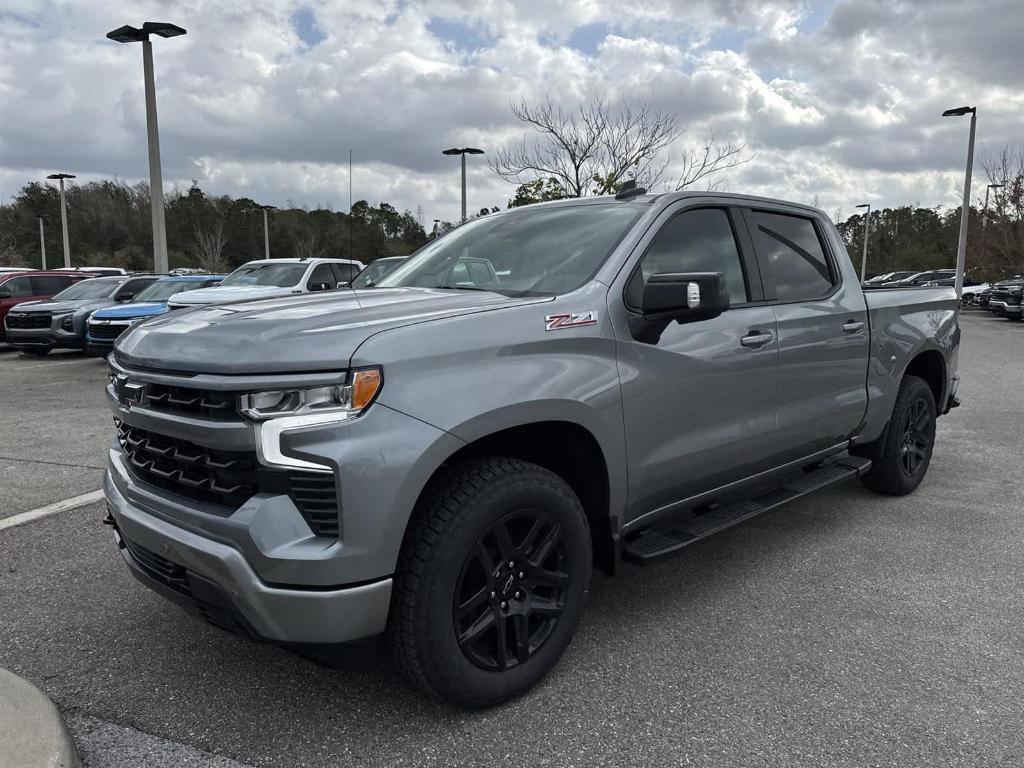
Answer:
[0,0,1019,224]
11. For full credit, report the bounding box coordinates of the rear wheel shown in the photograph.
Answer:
[853,374,936,495]
[387,457,591,708]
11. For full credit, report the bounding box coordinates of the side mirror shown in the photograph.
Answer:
[309,282,332,292]
[336,281,349,289]
[641,272,729,323]
[0,288,12,300]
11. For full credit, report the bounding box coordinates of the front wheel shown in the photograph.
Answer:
[853,374,937,495]
[387,457,592,708]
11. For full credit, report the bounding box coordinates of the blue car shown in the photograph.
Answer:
[86,274,224,355]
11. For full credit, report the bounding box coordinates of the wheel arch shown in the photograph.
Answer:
[406,409,623,576]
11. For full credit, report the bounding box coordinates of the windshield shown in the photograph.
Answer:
[51,279,119,300]
[220,263,306,288]
[352,259,405,288]
[377,203,645,296]
[134,279,213,302]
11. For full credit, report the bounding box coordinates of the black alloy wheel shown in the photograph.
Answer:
[454,511,569,671]
[900,396,934,478]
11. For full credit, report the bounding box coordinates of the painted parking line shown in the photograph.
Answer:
[0,489,104,533]
[0,357,100,371]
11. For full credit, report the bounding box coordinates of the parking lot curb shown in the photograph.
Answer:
[0,668,80,768]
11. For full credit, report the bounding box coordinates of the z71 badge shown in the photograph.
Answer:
[545,311,598,331]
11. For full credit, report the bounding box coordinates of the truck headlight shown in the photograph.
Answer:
[242,369,383,472]
[238,369,382,421]
[60,315,74,331]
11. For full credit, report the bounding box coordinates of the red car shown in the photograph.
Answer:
[0,271,89,342]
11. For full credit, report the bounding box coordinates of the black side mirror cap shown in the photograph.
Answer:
[0,289,12,300]
[641,271,729,323]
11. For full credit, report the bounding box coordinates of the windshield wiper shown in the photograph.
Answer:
[431,285,494,292]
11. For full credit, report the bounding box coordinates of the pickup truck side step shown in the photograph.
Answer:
[622,456,872,565]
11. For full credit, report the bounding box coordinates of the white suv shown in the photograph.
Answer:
[167,258,364,309]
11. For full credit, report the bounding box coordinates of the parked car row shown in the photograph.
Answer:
[0,256,417,355]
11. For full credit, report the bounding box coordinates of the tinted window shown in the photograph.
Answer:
[307,264,335,290]
[30,276,70,295]
[629,208,748,306]
[3,277,34,297]
[117,278,157,298]
[750,212,833,302]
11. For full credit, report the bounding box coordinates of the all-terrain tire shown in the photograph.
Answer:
[853,374,937,495]
[386,456,592,708]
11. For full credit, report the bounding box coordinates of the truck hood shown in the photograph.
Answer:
[115,287,550,374]
[9,298,111,314]
[168,285,291,307]
[91,302,168,320]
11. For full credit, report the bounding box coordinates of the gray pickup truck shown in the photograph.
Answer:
[103,191,960,708]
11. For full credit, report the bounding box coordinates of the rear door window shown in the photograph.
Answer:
[749,211,834,302]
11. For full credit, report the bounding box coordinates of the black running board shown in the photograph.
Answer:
[622,456,872,565]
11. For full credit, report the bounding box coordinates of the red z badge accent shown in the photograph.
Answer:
[545,311,598,331]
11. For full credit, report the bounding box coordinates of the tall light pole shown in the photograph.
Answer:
[983,183,1004,230]
[36,215,47,270]
[854,203,871,282]
[442,147,484,223]
[46,173,75,268]
[107,22,187,274]
[260,205,276,259]
[942,106,977,298]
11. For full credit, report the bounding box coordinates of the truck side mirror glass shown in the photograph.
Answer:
[0,288,11,300]
[641,271,729,324]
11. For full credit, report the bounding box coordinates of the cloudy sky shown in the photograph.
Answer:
[0,0,1020,225]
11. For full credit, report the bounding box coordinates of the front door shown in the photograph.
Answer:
[742,207,870,462]
[610,203,781,525]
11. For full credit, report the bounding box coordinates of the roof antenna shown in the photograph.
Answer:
[615,179,646,200]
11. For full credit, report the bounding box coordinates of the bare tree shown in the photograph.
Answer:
[673,132,753,191]
[294,231,320,259]
[491,95,680,197]
[979,143,1024,276]
[192,221,228,272]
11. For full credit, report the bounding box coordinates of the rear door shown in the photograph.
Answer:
[742,207,869,461]
[612,202,781,522]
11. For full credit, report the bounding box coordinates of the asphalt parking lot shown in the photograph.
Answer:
[2,312,1023,767]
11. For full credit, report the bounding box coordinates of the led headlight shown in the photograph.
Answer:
[240,369,383,471]
[60,314,74,331]
[239,369,382,421]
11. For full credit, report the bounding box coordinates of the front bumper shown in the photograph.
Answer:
[105,468,393,643]
[5,315,83,349]
[989,300,1022,316]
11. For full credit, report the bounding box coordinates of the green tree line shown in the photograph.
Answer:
[0,179,428,272]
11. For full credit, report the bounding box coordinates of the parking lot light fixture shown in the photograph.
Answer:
[442,147,485,223]
[46,173,75,268]
[942,105,977,298]
[260,205,277,259]
[855,203,871,282]
[106,22,187,274]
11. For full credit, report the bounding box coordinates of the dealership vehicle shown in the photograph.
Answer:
[167,258,365,309]
[351,256,408,288]
[4,274,160,354]
[103,191,960,708]
[883,268,955,286]
[0,270,89,342]
[86,274,225,355]
[988,277,1024,319]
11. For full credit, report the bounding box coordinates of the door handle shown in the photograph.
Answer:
[842,320,865,333]
[740,330,774,348]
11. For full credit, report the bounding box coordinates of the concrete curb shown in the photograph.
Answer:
[0,668,80,768]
